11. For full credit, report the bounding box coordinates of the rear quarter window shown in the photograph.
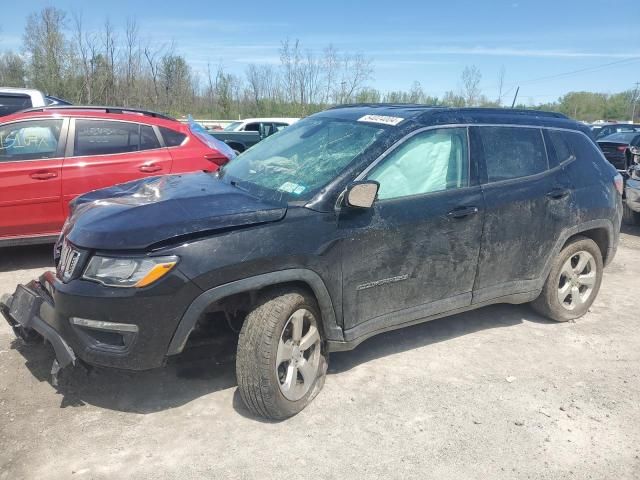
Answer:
[0,94,33,116]
[477,126,548,182]
[159,127,187,147]
[546,129,575,166]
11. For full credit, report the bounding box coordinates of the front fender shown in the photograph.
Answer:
[166,268,342,355]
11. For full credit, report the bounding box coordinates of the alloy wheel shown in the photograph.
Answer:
[275,308,321,401]
[557,250,597,311]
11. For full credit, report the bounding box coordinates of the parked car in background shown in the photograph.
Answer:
[594,123,640,140]
[0,87,70,117]
[597,132,640,170]
[0,106,231,246]
[624,164,640,225]
[211,118,299,154]
[1,105,622,420]
[222,117,299,132]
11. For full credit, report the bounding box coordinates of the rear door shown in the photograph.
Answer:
[0,118,68,238]
[471,125,573,303]
[61,118,173,215]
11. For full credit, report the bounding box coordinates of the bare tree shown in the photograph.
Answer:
[338,53,373,104]
[461,65,482,106]
[496,66,506,106]
[0,52,27,87]
[123,18,140,106]
[23,7,70,96]
[143,42,163,108]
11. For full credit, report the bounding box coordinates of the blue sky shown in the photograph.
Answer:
[1,0,639,104]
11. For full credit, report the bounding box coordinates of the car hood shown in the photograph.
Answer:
[64,172,286,250]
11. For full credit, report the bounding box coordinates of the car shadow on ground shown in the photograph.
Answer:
[9,302,552,419]
[0,244,55,273]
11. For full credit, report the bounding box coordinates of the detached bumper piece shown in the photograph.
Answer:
[0,278,76,385]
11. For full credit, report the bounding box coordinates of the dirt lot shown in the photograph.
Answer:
[1,227,640,480]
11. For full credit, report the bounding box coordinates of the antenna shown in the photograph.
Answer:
[511,86,520,109]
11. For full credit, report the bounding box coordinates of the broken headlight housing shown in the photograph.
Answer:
[83,255,178,288]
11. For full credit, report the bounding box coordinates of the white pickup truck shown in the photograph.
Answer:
[0,87,70,117]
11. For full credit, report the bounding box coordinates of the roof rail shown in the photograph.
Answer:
[454,107,568,119]
[328,103,568,119]
[328,103,444,110]
[18,105,176,121]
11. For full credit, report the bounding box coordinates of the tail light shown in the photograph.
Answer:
[204,153,230,168]
[614,173,624,195]
[616,145,627,152]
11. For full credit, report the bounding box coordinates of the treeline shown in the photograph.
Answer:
[0,6,638,122]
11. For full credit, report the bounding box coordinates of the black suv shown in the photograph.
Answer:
[1,105,623,419]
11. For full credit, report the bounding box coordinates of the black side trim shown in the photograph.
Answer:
[166,269,342,355]
[327,291,538,352]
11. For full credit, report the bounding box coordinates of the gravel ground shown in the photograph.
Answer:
[1,226,640,479]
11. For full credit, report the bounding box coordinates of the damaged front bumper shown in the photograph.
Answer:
[1,273,76,383]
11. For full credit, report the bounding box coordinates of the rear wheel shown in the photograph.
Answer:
[531,236,603,322]
[236,288,327,419]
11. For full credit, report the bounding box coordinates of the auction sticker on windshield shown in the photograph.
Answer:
[278,182,306,195]
[358,114,404,126]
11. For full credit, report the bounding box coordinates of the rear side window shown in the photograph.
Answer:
[0,119,63,161]
[0,94,33,117]
[159,127,187,147]
[74,120,161,156]
[477,126,547,182]
[140,125,161,150]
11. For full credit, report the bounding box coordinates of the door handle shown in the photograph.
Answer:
[447,206,479,219]
[30,171,58,180]
[546,188,570,200]
[139,164,162,173]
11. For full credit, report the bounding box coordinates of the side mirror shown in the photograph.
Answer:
[344,181,379,209]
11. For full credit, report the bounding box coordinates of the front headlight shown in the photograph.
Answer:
[630,146,640,156]
[83,255,178,288]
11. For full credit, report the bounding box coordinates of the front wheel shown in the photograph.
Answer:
[531,236,603,322]
[236,288,327,419]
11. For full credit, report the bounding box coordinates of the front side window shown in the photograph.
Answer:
[367,128,469,200]
[220,117,386,201]
[478,126,547,182]
[0,119,63,161]
[74,120,144,156]
[244,123,261,132]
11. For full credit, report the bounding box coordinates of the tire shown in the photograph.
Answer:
[623,201,640,226]
[236,288,328,419]
[531,236,603,322]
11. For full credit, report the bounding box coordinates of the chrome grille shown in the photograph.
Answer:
[58,240,81,282]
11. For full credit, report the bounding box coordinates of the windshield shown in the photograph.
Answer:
[219,117,386,201]
[600,132,640,143]
[223,121,242,131]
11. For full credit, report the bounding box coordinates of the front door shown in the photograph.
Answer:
[0,118,67,239]
[339,127,485,339]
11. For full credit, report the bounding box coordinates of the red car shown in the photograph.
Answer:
[0,106,231,246]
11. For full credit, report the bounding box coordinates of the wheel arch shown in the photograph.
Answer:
[550,219,616,275]
[166,269,342,356]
